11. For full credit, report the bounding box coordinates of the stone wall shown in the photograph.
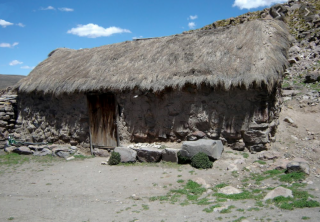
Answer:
[15,93,90,148]
[0,94,17,148]
[117,86,282,152]
[4,86,281,153]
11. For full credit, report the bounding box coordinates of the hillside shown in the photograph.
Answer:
[0,74,25,90]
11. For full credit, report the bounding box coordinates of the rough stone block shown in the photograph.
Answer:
[115,147,137,163]
[162,148,180,163]
[134,147,162,162]
[13,146,33,155]
[93,148,110,157]
[263,187,293,201]
[180,139,224,160]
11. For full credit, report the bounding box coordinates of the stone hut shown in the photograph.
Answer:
[11,20,290,152]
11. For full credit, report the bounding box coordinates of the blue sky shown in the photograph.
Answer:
[0,0,287,76]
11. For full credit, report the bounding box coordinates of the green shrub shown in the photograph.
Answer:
[177,151,191,164]
[109,152,121,165]
[191,152,213,169]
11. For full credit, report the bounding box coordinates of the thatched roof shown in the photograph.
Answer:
[16,19,289,95]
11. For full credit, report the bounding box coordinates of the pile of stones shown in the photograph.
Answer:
[109,139,224,164]
[4,143,79,159]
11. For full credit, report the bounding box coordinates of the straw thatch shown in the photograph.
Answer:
[16,19,289,95]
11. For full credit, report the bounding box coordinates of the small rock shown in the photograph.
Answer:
[271,159,290,170]
[131,194,141,200]
[192,177,210,189]
[214,205,229,212]
[287,161,310,175]
[219,186,242,195]
[263,187,293,201]
[191,131,206,138]
[284,117,298,128]
[227,163,238,171]
[65,156,75,161]
[258,151,282,160]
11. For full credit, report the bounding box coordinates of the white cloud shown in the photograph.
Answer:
[188,22,196,29]
[189,15,198,20]
[132,36,143,39]
[233,0,287,10]
[41,6,55,10]
[0,42,19,48]
[59,7,74,12]
[9,60,23,66]
[17,23,25,27]
[0,19,13,28]
[21,66,35,69]
[67,24,131,38]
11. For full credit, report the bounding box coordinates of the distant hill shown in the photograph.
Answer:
[0,74,25,90]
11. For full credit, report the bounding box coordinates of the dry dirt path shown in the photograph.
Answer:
[0,154,320,222]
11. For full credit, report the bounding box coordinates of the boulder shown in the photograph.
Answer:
[56,151,70,158]
[287,161,310,175]
[305,71,320,83]
[13,146,33,155]
[134,147,162,162]
[114,147,137,163]
[263,187,293,201]
[219,186,242,195]
[4,146,15,153]
[270,4,287,21]
[243,129,269,144]
[231,140,246,151]
[93,148,110,157]
[33,148,52,156]
[180,139,224,160]
[258,151,282,160]
[162,148,179,163]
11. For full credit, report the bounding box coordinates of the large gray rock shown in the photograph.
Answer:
[180,139,223,160]
[114,147,137,163]
[134,147,162,162]
[33,148,52,156]
[162,148,180,163]
[93,148,110,157]
[13,146,33,155]
[287,161,310,175]
[263,187,293,201]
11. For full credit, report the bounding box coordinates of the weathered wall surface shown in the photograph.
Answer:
[1,86,281,152]
[117,86,281,152]
[0,94,17,148]
[15,93,90,148]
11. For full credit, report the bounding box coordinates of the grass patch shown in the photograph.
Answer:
[233,216,246,222]
[254,160,266,165]
[203,204,221,213]
[279,172,306,183]
[302,216,311,220]
[241,153,249,158]
[73,155,94,160]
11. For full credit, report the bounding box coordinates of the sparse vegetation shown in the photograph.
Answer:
[190,152,213,169]
[108,152,121,165]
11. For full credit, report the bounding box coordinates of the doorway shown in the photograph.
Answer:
[87,93,118,148]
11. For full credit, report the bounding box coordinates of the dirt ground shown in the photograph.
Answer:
[1,95,320,222]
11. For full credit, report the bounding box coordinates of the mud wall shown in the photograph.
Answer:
[15,93,90,148]
[7,85,281,152]
[117,86,281,152]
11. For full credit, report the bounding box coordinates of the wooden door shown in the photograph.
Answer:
[87,93,118,148]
